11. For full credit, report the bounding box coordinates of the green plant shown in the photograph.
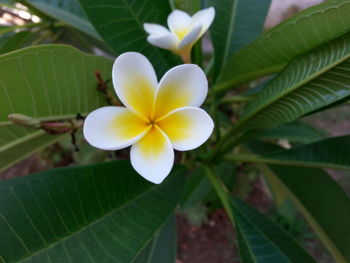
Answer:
[1,0,350,262]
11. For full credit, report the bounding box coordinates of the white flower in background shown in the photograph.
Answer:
[144,7,215,63]
[83,52,214,184]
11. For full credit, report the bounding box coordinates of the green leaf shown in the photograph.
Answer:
[255,123,322,144]
[232,198,316,263]
[21,0,102,41]
[79,0,180,75]
[0,127,67,172]
[132,215,176,263]
[0,31,38,55]
[0,44,112,170]
[0,160,185,262]
[174,0,200,14]
[208,0,271,81]
[0,44,112,124]
[232,31,350,135]
[217,0,350,90]
[245,141,350,262]
[232,135,350,171]
[263,165,350,263]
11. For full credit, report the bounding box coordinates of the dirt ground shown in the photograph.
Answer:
[177,210,238,263]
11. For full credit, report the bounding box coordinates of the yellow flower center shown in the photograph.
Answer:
[174,27,190,40]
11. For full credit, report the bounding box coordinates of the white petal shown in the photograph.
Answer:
[167,9,192,35]
[112,52,158,119]
[153,64,208,119]
[83,106,150,151]
[147,34,178,51]
[144,23,170,36]
[178,25,202,49]
[158,107,214,151]
[130,127,174,184]
[191,7,215,38]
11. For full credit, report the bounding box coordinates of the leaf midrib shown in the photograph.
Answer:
[0,129,42,152]
[226,154,350,171]
[217,0,350,90]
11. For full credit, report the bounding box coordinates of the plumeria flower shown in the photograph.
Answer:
[83,52,214,184]
[144,7,215,63]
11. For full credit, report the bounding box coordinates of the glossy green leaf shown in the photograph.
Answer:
[245,141,350,262]
[217,0,350,90]
[0,160,185,262]
[232,32,350,135]
[263,165,350,263]
[232,198,316,263]
[208,0,271,80]
[132,215,176,263]
[231,135,350,171]
[21,0,102,41]
[79,0,180,75]
[0,44,112,124]
[0,44,112,170]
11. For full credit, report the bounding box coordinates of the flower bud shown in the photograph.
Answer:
[8,113,41,129]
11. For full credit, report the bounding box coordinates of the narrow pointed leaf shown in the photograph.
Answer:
[234,32,350,134]
[78,0,180,75]
[217,0,350,90]
[264,165,350,263]
[232,198,316,263]
[247,141,350,262]
[208,0,271,80]
[0,161,185,262]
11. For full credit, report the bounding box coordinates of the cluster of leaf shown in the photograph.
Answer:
[1,0,350,262]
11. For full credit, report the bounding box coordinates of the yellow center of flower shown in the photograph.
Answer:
[174,27,190,40]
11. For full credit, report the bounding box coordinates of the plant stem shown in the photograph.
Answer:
[193,39,202,67]
[206,127,260,163]
[180,45,194,63]
[206,128,241,162]
[204,166,235,226]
